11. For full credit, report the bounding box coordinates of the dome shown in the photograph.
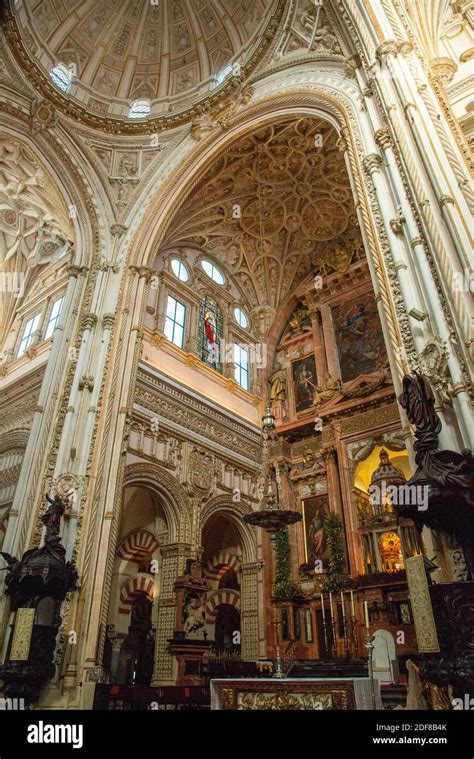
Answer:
[4,0,282,131]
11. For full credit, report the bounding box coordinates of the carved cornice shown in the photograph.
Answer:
[135,368,261,462]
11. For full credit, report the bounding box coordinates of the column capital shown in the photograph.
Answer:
[336,133,348,154]
[102,314,115,330]
[374,127,393,151]
[375,40,399,61]
[129,265,153,281]
[67,264,87,278]
[363,153,383,175]
[81,313,98,330]
[438,194,455,208]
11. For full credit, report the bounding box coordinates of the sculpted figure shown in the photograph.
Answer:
[312,373,341,406]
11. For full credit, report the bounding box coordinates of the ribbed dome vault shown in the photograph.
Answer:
[5,0,281,129]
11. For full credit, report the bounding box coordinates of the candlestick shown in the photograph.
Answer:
[340,590,346,619]
[364,599,370,629]
[320,593,326,620]
[350,590,355,617]
[329,592,334,622]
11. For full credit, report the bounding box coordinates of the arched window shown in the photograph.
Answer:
[234,307,249,329]
[215,62,233,86]
[170,258,189,282]
[128,99,151,119]
[201,259,225,285]
[199,296,223,372]
[50,63,73,92]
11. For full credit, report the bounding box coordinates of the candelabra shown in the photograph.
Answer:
[364,632,377,709]
[244,405,302,678]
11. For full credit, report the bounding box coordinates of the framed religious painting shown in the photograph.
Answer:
[304,608,313,643]
[331,292,387,382]
[292,354,317,413]
[302,495,331,567]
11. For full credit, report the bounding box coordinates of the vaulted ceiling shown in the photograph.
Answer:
[162,118,360,311]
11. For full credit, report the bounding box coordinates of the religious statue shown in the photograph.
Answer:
[312,373,341,406]
[288,305,308,333]
[269,363,287,403]
[183,595,206,639]
[397,372,474,577]
[302,447,315,468]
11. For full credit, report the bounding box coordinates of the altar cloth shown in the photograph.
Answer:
[210,677,382,710]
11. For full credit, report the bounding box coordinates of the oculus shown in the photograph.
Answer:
[170,258,189,282]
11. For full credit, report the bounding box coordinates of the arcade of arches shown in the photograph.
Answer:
[0,0,472,712]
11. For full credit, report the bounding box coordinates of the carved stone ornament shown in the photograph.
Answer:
[189,448,214,491]
[429,57,458,86]
[30,98,58,134]
[389,206,406,234]
[79,375,94,392]
[418,337,453,404]
[51,472,83,515]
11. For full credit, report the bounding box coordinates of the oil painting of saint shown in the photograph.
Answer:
[292,355,317,412]
[302,495,330,565]
[332,293,387,382]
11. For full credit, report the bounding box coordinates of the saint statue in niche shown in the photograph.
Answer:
[183,594,206,639]
[269,362,287,403]
[308,511,326,562]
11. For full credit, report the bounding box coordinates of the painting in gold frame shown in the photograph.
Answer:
[302,495,330,566]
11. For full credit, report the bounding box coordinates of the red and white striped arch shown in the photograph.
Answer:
[205,551,241,583]
[118,573,156,615]
[205,589,241,624]
[117,529,159,564]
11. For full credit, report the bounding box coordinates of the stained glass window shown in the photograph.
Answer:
[198,296,223,372]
